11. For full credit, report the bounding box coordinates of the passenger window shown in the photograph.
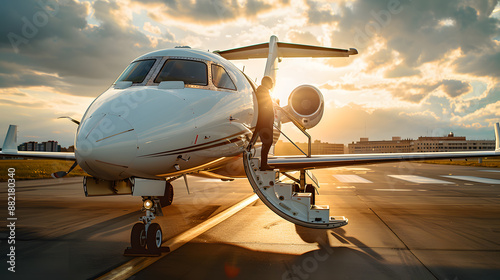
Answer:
[116,59,155,83]
[211,64,236,90]
[155,59,208,86]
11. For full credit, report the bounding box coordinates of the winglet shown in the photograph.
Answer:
[495,122,499,152]
[2,125,18,153]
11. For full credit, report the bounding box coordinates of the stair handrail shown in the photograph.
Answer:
[276,107,312,157]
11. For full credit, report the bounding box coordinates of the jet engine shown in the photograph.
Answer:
[282,85,324,129]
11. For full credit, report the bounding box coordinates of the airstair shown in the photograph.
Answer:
[243,152,347,228]
[243,106,348,228]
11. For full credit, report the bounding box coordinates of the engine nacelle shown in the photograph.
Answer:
[283,85,324,129]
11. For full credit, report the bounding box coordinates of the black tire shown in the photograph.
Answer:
[159,182,174,207]
[131,223,146,250]
[147,223,162,250]
[305,184,316,205]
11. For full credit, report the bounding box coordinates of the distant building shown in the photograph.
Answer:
[18,141,61,152]
[348,137,413,154]
[18,141,38,151]
[348,132,495,154]
[275,140,344,155]
[414,132,495,152]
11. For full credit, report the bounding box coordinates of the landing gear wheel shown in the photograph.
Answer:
[147,223,162,251]
[159,182,174,207]
[130,223,146,250]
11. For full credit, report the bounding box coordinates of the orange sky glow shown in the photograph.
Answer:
[1,0,499,147]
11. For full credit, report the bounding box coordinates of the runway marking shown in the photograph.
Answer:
[441,176,500,184]
[332,175,372,183]
[374,189,427,192]
[480,170,500,173]
[388,175,453,184]
[331,167,371,171]
[336,186,356,189]
[196,178,244,183]
[97,194,259,280]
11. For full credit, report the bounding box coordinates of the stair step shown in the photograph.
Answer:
[274,183,293,200]
[309,204,329,223]
[292,192,312,208]
[245,154,348,229]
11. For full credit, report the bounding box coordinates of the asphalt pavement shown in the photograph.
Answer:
[1,162,499,280]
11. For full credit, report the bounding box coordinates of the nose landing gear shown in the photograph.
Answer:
[124,197,170,256]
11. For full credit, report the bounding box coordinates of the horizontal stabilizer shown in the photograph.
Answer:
[216,42,357,60]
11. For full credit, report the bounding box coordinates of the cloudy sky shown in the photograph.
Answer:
[1,0,499,148]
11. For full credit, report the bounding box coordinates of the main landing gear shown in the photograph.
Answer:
[124,182,174,256]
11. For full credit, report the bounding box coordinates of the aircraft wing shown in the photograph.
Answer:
[0,150,76,160]
[270,123,500,171]
[215,41,357,60]
[270,150,499,171]
[0,125,76,160]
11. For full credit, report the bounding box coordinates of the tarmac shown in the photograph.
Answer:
[1,162,500,279]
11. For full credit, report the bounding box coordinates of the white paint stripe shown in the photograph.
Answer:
[374,189,416,192]
[332,175,372,183]
[388,175,453,184]
[97,194,259,280]
[441,176,500,184]
[331,167,371,171]
[480,170,500,173]
[196,178,245,183]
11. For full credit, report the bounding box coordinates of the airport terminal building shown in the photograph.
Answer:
[275,140,345,155]
[17,140,61,152]
[348,132,495,154]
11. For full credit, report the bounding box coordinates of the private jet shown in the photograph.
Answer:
[2,35,499,255]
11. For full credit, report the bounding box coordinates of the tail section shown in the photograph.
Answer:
[2,125,18,153]
[495,122,499,152]
[215,35,358,89]
[263,35,279,87]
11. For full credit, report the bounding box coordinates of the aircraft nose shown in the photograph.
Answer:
[75,113,138,180]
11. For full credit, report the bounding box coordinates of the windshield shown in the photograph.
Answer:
[155,59,208,86]
[116,59,156,83]
[212,64,236,90]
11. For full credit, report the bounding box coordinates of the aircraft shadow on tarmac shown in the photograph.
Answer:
[132,224,435,280]
[295,225,384,261]
[133,239,434,279]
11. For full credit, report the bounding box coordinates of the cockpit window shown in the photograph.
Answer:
[155,59,208,86]
[211,64,236,90]
[116,59,155,83]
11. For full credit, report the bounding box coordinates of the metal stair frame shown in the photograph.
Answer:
[243,152,348,229]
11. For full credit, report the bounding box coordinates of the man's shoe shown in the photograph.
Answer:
[260,165,273,171]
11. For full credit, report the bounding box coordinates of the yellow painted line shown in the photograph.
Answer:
[96,194,258,280]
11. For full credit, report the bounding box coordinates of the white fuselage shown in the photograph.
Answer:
[74,48,258,181]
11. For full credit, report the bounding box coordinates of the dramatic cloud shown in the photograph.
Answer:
[454,48,500,78]
[306,0,500,77]
[286,30,320,45]
[441,79,471,98]
[143,22,162,35]
[0,0,499,147]
[137,0,288,23]
[321,79,472,104]
[0,98,45,108]
[0,0,176,97]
